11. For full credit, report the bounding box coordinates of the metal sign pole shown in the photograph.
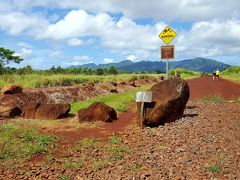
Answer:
[166,59,169,79]
[140,101,144,129]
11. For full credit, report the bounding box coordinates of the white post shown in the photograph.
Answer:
[140,102,144,129]
[166,59,169,79]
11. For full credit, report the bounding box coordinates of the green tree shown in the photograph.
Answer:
[96,68,104,75]
[0,47,23,70]
[109,66,118,75]
[155,68,162,74]
[18,65,33,74]
[56,66,64,73]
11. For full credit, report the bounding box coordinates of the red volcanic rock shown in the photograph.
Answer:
[21,102,40,119]
[1,84,22,94]
[139,77,190,127]
[0,93,37,118]
[0,105,21,117]
[117,80,126,85]
[110,88,118,93]
[78,102,117,122]
[34,104,70,120]
[128,81,137,87]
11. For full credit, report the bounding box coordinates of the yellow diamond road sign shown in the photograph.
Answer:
[159,26,177,45]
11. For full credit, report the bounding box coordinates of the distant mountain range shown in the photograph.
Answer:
[69,57,231,73]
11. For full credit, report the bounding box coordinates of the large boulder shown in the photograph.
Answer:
[139,77,190,127]
[0,93,37,118]
[34,104,70,120]
[1,84,22,94]
[78,102,117,122]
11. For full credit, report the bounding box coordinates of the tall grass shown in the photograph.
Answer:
[222,66,240,83]
[169,68,200,79]
[0,74,159,88]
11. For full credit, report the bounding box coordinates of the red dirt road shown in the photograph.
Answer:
[187,77,240,100]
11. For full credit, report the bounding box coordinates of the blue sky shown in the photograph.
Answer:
[0,0,240,69]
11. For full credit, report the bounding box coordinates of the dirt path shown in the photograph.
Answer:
[53,103,137,144]
[187,77,240,100]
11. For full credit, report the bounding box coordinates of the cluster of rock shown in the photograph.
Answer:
[0,77,189,126]
[0,85,70,119]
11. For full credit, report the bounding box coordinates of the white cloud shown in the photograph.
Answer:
[1,1,240,66]
[39,10,163,53]
[66,55,93,66]
[67,38,83,46]
[73,55,91,62]
[17,42,32,48]
[39,10,114,39]
[49,51,62,58]
[175,19,240,59]
[0,11,49,36]
[103,58,114,63]
[6,0,240,21]
[126,55,137,61]
[15,48,33,59]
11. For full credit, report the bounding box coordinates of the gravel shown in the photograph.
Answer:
[0,101,239,179]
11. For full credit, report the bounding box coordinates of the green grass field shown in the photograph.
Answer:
[71,85,152,112]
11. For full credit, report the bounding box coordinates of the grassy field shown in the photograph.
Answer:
[0,74,159,88]
[0,124,56,167]
[71,85,152,112]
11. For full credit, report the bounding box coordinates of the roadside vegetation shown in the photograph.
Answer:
[222,66,240,83]
[169,68,200,79]
[71,85,152,112]
[0,73,158,88]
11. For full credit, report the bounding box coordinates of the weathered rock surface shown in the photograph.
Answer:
[1,84,22,94]
[141,77,190,126]
[21,102,40,119]
[78,102,117,122]
[0,93,70,119]
[117,80,126,85]
[128,81,137,87]
[34,104,70,120]
[0,93,37,118]
[0,105,22,117]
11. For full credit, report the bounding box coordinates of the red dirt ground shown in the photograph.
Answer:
[52,104,137,145]
[1,77,240,179]
[52,77,240,144]
[188,77,240,100]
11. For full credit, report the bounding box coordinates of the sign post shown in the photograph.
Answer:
[135,91,152,129]
[161,45,174,79]
[159,26,177,79]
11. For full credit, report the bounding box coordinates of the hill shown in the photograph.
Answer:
[69,57,231,73]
